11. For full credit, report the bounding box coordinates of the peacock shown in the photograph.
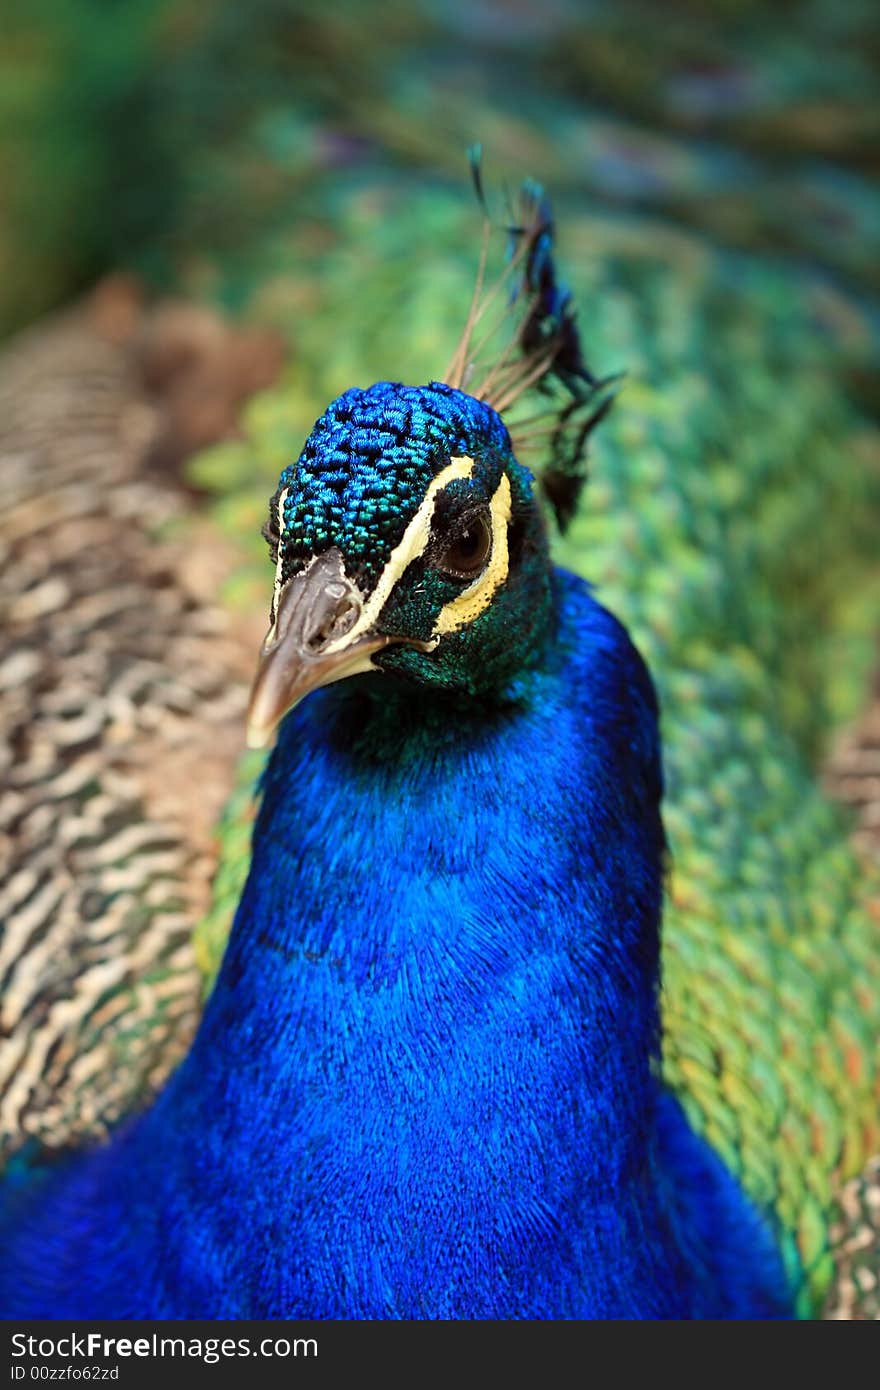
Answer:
[2,161,877,1318]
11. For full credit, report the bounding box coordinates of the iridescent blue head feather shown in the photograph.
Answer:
[248,162,614,747]
[265,381,509,595]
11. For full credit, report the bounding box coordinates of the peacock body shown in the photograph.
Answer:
[2,167,877,1317]
[1,368,786,1316]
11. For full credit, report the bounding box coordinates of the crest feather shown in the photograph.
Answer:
[443,147,620,531]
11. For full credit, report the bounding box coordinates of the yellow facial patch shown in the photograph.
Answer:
[312,455,512,655]
[432,473,512,637]
[321,455,477,653]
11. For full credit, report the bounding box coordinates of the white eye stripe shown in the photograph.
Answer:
[273,456,511,650]
[321,455,477,653]
[432,473,511,637]
[269,486,290,633]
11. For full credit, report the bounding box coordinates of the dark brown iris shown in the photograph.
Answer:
[436,513,492,579]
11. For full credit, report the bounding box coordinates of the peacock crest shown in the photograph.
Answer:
[443,147,620,530]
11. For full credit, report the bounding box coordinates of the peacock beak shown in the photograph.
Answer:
[246,548,389,749]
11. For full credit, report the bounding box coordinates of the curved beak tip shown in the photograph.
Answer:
[243,552,390,748]
[245,721,271,752]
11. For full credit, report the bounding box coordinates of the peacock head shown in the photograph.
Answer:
[246,380,554,747]
[246,162,617,748]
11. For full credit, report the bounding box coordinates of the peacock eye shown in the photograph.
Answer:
[435,512,492,580]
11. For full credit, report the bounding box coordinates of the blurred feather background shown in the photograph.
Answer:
[1,0,878,1317]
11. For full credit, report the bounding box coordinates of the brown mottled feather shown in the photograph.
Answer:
[0,291,270,1158]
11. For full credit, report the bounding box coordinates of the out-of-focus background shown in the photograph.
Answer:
[1,0,879,1317]
[3,0,880,332]
[4,0,879,675]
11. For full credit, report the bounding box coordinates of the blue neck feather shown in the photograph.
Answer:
[0,571,791,1318]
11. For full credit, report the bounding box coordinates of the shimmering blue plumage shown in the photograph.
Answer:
[0,543,789,1317]
[1,179,795,1317]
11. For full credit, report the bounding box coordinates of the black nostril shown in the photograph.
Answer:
[305,592,360,653]
[331,598,359,636]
